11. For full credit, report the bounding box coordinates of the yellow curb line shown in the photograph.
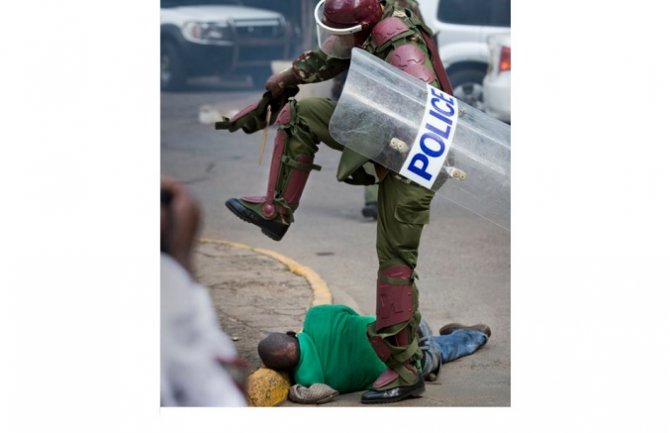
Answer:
[199,238,332,306]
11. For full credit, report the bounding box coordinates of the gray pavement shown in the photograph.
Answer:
[194,240,311,373]
[193,237,495,407]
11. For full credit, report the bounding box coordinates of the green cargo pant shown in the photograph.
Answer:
[283,97,435,385]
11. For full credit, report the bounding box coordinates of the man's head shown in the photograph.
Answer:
[257,332,301,372]
[314,0,384,58]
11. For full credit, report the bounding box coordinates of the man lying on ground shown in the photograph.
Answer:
[257,304,490,404]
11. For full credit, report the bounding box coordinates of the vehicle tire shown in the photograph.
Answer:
[249,66,273,90]
[161,42,187,91]
[448,68,486,110]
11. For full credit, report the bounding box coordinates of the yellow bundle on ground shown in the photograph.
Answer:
[246,368,290,407]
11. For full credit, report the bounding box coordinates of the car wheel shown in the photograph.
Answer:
[249,66,273,90]
[448,68,486,110]
[161,42,186,91]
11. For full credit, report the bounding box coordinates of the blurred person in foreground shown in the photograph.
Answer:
[161,177,247,406]
[257,304,490,404]
[216,0,458,404]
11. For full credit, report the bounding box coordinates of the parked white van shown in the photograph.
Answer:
[419,0,510,109]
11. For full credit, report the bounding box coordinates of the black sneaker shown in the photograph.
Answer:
[438,323,491,338]
[361,202,378,220]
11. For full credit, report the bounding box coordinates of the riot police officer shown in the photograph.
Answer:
[217,0,453,404]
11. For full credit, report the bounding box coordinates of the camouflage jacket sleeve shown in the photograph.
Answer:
[291,49,350,84]
[388,0,426,21]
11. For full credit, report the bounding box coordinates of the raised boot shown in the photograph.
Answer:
[226,102,319,241]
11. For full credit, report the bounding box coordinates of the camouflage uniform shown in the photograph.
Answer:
[227,2,446,393]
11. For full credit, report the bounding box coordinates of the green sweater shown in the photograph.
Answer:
[294,305,387,393]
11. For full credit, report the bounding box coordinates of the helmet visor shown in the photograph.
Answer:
[314,0,363,59]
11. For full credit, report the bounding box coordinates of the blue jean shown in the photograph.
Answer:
[432,329,489,363]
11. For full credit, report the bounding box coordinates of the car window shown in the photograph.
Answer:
[161,0,241,7]
[437,0,510,27]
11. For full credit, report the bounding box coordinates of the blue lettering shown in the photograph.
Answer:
[403,88,458,184]
[426,110,454,140]
[407,153,432,181]
[431,97,456,117]
[429,109,452,126]
[431,87,454,103]
[420,133,445,158]
[426,122,453,140]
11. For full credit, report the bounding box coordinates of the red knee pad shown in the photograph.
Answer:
[374,264,414,331]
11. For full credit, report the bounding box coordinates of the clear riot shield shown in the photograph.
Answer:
[330,48,510,231]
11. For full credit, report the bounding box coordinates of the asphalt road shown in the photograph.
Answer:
[161,84,511,406]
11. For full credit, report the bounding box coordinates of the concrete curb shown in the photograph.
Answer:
[199,238,332,306]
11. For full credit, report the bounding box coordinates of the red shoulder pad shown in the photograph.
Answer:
[388,44,437,84]
[371,17,410,47]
